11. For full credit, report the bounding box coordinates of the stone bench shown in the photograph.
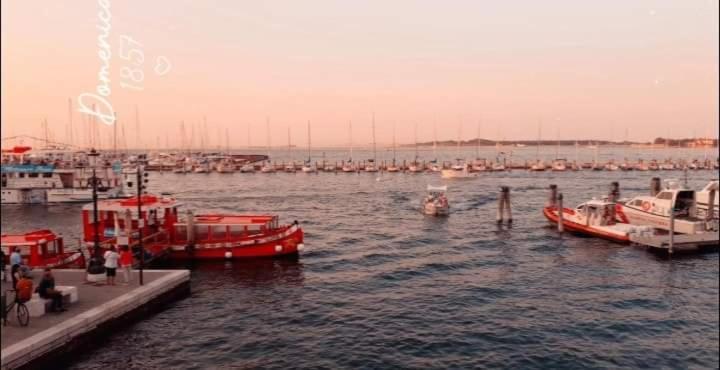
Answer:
[26,286,79,317]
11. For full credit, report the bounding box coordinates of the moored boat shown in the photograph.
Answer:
[543,200,654,243]
[615,180,717,234]
[1,230,86,269]
[81,195,305,262]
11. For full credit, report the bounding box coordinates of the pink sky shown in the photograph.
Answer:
[1,0,718,148]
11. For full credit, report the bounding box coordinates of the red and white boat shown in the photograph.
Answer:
[1,230,86,269]
[543,200,654,244]
[81,195,305,262]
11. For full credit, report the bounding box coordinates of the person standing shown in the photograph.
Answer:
[119,246,133,284]
[103,246,120,286]
[0,248,5,282]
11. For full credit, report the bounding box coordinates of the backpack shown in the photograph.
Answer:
[16,278,33,303]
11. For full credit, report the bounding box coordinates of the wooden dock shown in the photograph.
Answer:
[1,269,190,370]
[630,232,719,253]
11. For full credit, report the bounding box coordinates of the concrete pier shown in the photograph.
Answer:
[1,269,189,370]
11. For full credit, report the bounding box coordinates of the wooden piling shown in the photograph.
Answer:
[496,187,506,224]
[503,186,512,223]
[557,193,564,232]
[548,184,558,207]
[669,209,675,255]
[651,177,661,196]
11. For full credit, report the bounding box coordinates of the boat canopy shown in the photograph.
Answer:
[82,194,182,213]
[427,185,447,192]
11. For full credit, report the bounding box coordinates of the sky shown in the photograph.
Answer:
[1,0,718,148]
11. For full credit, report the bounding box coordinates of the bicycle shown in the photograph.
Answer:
[2,289,30,327]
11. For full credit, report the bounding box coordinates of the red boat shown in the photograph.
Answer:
[1,230,86,269]
[81,194,304,262]
[543,199,655,244]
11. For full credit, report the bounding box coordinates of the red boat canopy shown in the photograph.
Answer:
[1,229,59,246]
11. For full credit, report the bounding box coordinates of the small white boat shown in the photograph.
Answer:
[364,159,379,173]
[422,185,449,216]
[551,159,567,172]
[239,163,256,173]
[386,163,400,172]
[301,161,317,173]
[260,162,276,173]
[441,162,476,179]
[530,160,547,171]
[342,161,356,173]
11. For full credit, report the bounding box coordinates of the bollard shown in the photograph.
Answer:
[548,184,558,207]
[650,177,661,196]
[557,193,564,232]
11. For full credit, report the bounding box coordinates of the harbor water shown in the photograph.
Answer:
[1,148,718,369]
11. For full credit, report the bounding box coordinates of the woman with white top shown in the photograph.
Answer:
[103,246,120,286]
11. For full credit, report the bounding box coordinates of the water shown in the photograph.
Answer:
[1,148,718,369]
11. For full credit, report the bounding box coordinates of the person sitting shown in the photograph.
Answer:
[38,268,66,312]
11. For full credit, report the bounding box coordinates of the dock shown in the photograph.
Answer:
[630,232,720,254]
[1,269,190,370]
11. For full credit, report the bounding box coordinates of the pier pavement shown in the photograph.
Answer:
[1,269,189,370]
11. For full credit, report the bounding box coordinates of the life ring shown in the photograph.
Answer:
[641,201,651,211]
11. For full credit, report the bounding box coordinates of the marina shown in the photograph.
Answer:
[2,0,718,368]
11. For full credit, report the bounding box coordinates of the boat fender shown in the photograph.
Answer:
[275,245,283,253]
[224,251,232,259]
[642,201,651,211]
[297,243,305,251]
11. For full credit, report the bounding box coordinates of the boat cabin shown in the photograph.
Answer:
[625,181,697,218]
[175,214,283,245]
[1,230,68,267]
[574,200,617,226]
[81,195,181,248]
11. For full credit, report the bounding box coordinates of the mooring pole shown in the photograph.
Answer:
[706,189,716,231]
[651,177,661,196]
[548,184,558,207]
[557,193,564,233]
[496,187,505,224]
[668,209,675,255]
[504,187,513,224]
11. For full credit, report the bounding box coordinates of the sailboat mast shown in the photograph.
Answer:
[135,105,140,150]
[372,113,377,161]
[307,120,312,161]
[266,117,271,158]
[414,123,418,160]
[392,123,397,163]
[67,98,74,146]
[349,120,353,161]
[476,120,481,159]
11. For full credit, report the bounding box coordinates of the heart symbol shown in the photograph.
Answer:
[154,56,172,76]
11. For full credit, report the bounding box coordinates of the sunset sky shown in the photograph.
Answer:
[1,0,718,148]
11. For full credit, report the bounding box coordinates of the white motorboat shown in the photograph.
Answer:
[422,185,449,216]
[616,179,717,234]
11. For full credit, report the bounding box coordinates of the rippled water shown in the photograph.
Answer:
[1,148,718,369]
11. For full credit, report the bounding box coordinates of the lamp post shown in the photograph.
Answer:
[86,148,105,277]
[88,148,101,259]
[136,166,149,285]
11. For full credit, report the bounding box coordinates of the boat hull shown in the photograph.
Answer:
[169,225,304,260]
[543,207,631,244]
